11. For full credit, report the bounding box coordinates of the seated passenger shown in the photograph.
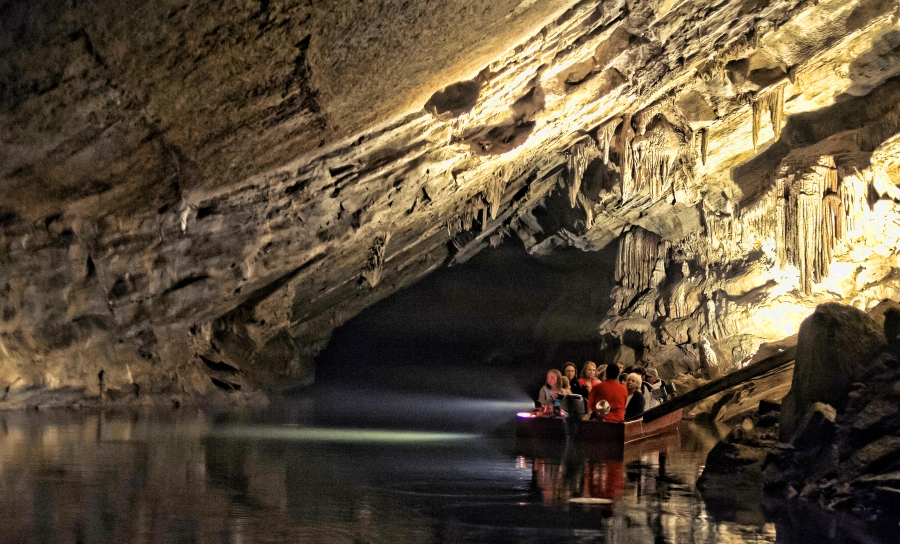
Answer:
[560,376,572,396]
[537,369,563,410]
[624,373,646,420]
[643,367,666,408]
[562,362,579,392]
[588,364,628,422]
[573,361,601,398]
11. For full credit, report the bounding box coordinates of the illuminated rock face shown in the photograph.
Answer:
[2,0,900,404]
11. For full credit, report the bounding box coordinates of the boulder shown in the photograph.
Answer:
[779,303,886,441]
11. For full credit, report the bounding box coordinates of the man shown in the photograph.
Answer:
[588,363,628,422]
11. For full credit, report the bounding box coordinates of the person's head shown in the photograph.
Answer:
[605,363,620,381]
[625,373,642,393]
[560,376,571,393]
[563,362,577,381]
[645,367,659,384]
[546,369,562,390]
[581,361,597,380]
[596,364,607,380]
[616,360,624,373]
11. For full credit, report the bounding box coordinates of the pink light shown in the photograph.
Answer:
[517,411,537,418]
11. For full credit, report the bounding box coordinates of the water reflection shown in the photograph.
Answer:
[0,405,892,543]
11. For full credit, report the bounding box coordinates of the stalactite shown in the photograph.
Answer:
[484,173,506,220]
[739,188,778,249]
[615,227,668,292]
[568,140,595,208]
[700,129,708,165]
[751,83,787,149]
[361,232,391,288]
[703,210,736,264]
[624,116,682,202]
[840,170,868,234]
[619,114,635,204]
[775,156,845,293]
[822,192,843,274]
[597,118,622,165]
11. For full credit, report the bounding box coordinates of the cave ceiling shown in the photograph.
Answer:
[3,0,900,402]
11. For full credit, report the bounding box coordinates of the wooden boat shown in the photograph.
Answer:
[514,409,682,444]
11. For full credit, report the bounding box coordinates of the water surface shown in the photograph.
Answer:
[0,393,888,543]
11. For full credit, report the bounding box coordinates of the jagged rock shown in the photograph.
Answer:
[780,303,887,441]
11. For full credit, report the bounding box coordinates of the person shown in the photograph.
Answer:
[573,361,601,398]
[538,369,563,411]
[562,362,578,389]
[560,376,572,396]
[615,360,626,383]
[588,364,628,422]
[643,367,666,408]
[624,373,645,420]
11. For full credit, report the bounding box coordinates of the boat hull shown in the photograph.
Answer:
[514,410,682,444]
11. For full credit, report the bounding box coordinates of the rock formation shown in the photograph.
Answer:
[698,300,900,528]
[3,0,900,406]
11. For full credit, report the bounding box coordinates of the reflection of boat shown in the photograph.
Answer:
[514,409,683,445]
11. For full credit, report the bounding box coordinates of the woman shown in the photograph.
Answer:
[624,372,646,420]
[562,363,587,397]
[574,361,601,398]
[538,369,563,410]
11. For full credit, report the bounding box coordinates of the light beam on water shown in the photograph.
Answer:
[207,424,479,443]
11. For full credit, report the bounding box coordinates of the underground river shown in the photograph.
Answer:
[0,386,892,544]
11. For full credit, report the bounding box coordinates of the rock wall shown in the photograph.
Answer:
[3,0,900,406]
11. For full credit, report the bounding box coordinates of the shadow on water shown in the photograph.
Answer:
[0,405,895,543]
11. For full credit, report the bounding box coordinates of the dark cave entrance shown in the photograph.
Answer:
[315,240,619,401]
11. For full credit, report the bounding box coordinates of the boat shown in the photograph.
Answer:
[514,408,682,444]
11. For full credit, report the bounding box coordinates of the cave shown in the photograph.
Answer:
[3,0,900,540]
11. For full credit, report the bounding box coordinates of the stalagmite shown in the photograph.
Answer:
[751,83,787,149]
[568,140,595,208]
[615,227,668,292]
[699,336,720,378]
[578,192,594,229]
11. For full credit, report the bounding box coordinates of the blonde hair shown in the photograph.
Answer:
[580,361,597,379]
